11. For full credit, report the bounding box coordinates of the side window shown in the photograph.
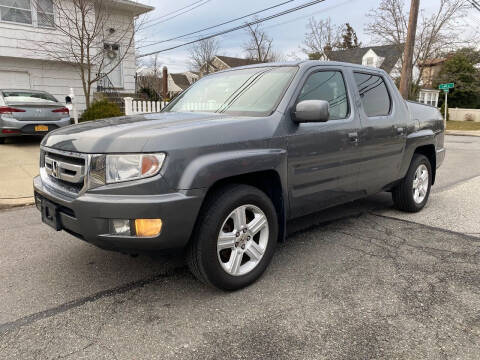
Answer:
[298,71,349,120]
[354,73,391,117]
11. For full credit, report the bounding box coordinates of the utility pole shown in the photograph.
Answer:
[162,66,168,101]
[399,0,420,99]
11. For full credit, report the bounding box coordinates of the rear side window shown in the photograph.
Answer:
[354,73,391,117]
[1,91,57,103]
[298,71,349,120]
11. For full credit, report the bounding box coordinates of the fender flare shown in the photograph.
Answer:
[177,149,287,190]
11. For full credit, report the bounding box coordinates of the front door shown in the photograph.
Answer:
[353,72,407,193]
[287,68,363,219]
[103,43,122,88]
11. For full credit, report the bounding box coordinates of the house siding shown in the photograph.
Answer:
[0,1,147,112]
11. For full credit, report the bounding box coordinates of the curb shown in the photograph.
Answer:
[0,197,35,210]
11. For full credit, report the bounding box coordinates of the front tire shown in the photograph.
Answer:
[392,154,432,212]
[187,184,278,290]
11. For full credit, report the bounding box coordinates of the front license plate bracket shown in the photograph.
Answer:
[41,200,62,231]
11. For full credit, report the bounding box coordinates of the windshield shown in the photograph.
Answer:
[164,66,297,116]
[2,91,58,104]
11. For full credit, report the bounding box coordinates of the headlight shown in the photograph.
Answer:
[105,153,166,184]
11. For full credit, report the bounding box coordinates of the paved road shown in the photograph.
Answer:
[0,136,479,359]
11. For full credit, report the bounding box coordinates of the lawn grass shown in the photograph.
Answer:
[446,121,480,131]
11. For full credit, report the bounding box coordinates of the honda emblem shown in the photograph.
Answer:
[51,160,59,178]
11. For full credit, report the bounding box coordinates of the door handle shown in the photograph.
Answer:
[348,132,359,144]
[396,127,405,135]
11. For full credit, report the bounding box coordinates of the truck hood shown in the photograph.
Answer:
[41,111,276,153]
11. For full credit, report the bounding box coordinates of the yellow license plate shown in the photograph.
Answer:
[35,125,48,132]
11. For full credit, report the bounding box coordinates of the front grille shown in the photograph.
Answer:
[40,147,88,195]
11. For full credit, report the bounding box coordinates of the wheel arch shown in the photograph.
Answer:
[195,170,287,244]
[414,144,436,184]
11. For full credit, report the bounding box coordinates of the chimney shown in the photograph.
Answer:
[162,66,168,100]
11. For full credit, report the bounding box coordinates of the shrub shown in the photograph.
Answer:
[80,100,123,122]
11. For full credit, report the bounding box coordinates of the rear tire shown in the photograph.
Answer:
[187,184,278,291]
[392,154,432,212]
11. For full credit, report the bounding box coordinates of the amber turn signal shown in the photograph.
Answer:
[135,219,162,237]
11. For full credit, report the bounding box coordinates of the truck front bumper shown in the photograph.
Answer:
[33,176,204,253]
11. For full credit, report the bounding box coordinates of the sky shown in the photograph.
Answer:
[136,0,480,73]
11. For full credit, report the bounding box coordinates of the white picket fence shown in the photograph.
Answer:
[123,97,169,115]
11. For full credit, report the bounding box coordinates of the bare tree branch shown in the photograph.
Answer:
[301,17,342,59]
[365,0,469,94]
[31,0,145,108]
[188,38,220,73]
[243,18,279,62]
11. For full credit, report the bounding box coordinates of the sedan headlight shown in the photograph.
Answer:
[105,153,166,184]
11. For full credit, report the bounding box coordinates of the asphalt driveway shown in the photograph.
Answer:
[0,135,479,359]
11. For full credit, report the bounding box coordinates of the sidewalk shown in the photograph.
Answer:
[0,137,40,209]
[446,130,480,137]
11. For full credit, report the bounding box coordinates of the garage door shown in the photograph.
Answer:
[0,70,31,89]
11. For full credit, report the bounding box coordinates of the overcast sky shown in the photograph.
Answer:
[136,0,480,73]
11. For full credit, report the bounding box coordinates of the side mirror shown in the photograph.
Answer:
[294,100,329,123]
[65,96,72,104]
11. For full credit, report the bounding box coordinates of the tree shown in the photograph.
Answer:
[435,48,480,109]
[365,0,468,98]
[340,23,361,49]
[33,0,143,108]
[243,18,278,62]
[302,17,342,60]
[188,38,220,74]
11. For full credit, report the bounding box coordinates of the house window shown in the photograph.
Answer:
[365,57,374,67]
[0,0,32,24]
[36,0,54,27]
[0,0,53,27]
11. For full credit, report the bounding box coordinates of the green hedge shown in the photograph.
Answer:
[80,100,123,122]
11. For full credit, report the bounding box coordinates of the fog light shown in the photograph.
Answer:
[135,219,162,237]
[110,219,131,235]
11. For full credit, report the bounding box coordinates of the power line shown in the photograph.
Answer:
[468,0,480,11]
[138,0,295,48]
[142,0,212,30]
[142,0,209,25]
[137,0,326,58]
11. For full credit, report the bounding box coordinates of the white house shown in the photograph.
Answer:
[0,0,153,111]
[326,45,405,79]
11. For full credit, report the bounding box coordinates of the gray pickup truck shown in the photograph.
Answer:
[34,61,445,290]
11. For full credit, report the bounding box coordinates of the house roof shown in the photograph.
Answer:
[215,56,259,68]
[326,44,404,73]
[112,0,154,16]
[170,73,192,91]
[418,58,447,67]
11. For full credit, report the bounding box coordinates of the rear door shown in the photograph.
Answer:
[287,67,364,218]
[353,71,407,193]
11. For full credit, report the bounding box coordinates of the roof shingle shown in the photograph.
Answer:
[326,44,404,74]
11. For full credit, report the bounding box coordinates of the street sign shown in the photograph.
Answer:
[439,83,454,90]
[443,89,449,93]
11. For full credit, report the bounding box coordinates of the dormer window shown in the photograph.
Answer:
[365,57,374,66]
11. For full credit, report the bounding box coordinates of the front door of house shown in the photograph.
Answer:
[103,43,122,88]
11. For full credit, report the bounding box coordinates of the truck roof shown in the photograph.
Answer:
[213,60,389,76]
